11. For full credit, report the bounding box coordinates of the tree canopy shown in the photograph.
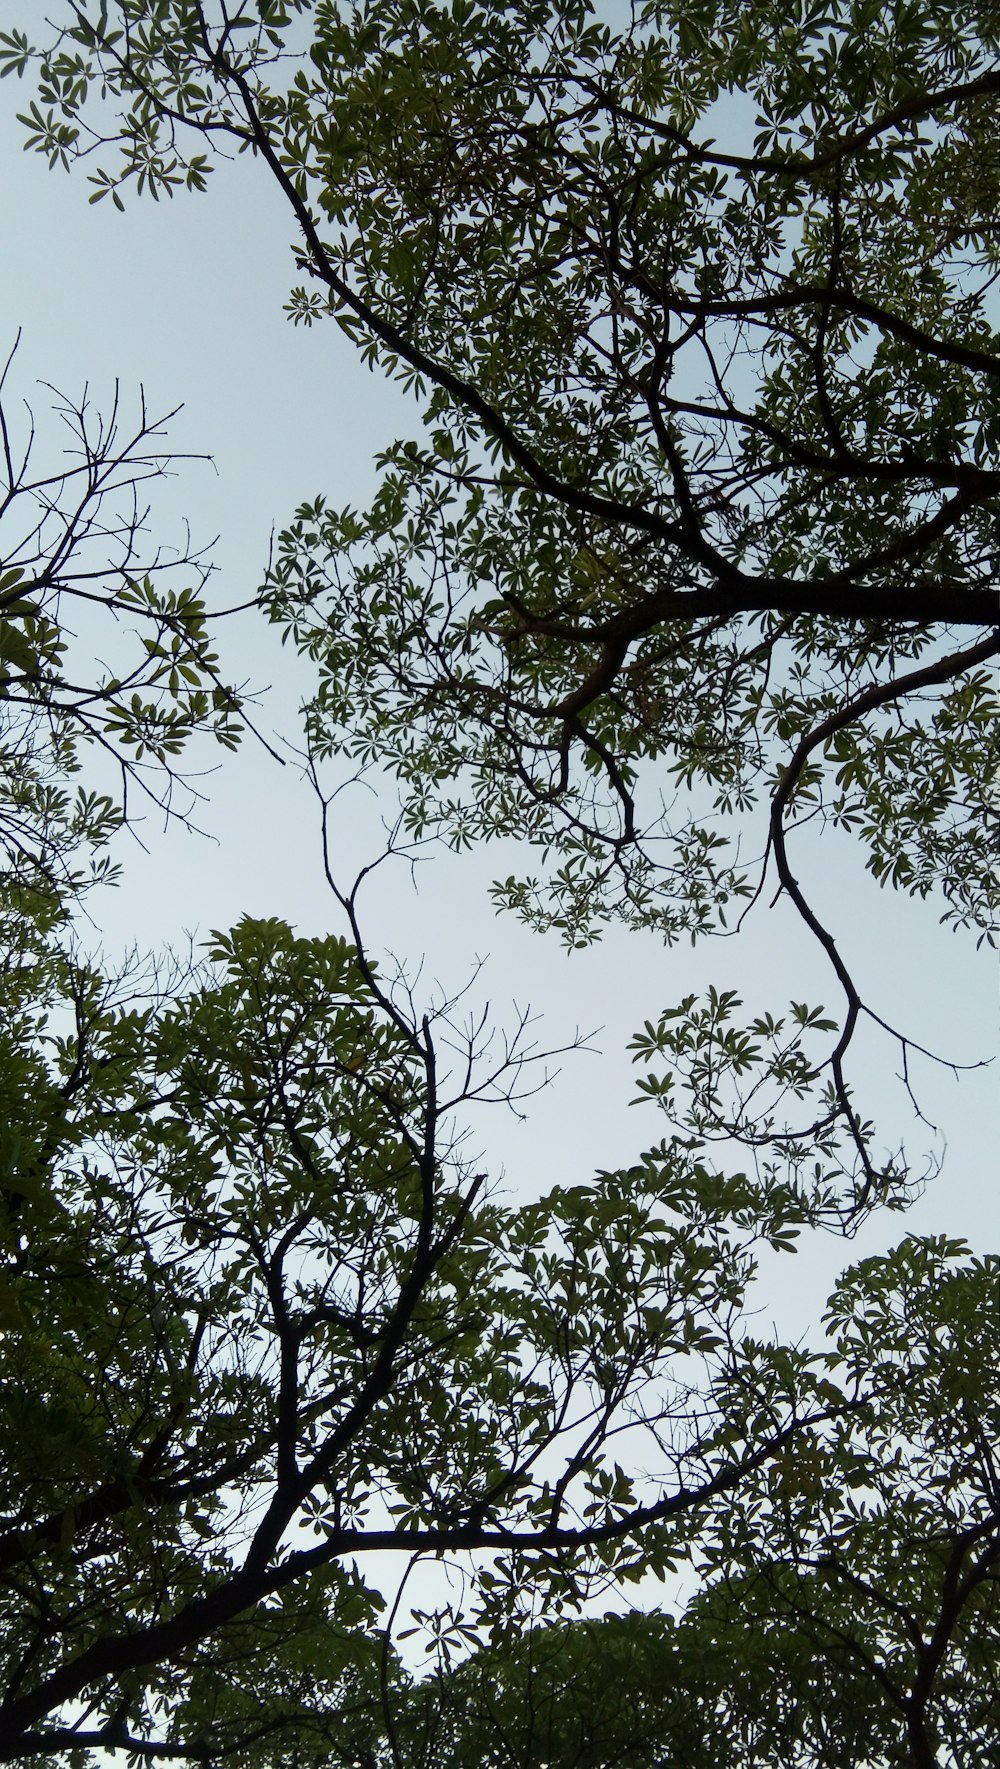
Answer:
[0,1,996,1764]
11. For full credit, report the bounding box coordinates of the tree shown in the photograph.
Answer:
[0,336,245,906]
[402,1610,724,1766]
[0,865,891,1762]
[1,862,995,1765]
[0,1,996,1763]
[9,0,995,1209]
[420,1238,1000,1769]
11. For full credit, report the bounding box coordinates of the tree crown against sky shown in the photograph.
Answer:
[7,0,996,1207]
[0,1,997,1764]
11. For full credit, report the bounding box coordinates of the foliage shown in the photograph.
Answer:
[405,1237,1000,1768]
[7,0,996,1198]
[686,1236,1000,1768]
[406,1610,724,1766]
[0,879,995,1764]
[0,2,996,1764]
[0,337,243,905]
[0,894,850,1759]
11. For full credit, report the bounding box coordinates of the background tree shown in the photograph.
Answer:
[1,835,995,1764]
[0,862,891,1762]
[393,1240,999,1769]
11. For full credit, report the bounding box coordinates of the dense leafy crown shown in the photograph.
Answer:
[0,895,996,1764]
[0,2,996,1765]
[6,1,998,936]
[264,0,1000,938]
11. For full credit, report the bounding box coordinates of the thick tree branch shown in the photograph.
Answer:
[0,1393,849,1750]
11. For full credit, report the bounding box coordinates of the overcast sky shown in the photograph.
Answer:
[0,32,995,1358]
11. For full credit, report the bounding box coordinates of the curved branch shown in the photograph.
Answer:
[767,626,1000,1206]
